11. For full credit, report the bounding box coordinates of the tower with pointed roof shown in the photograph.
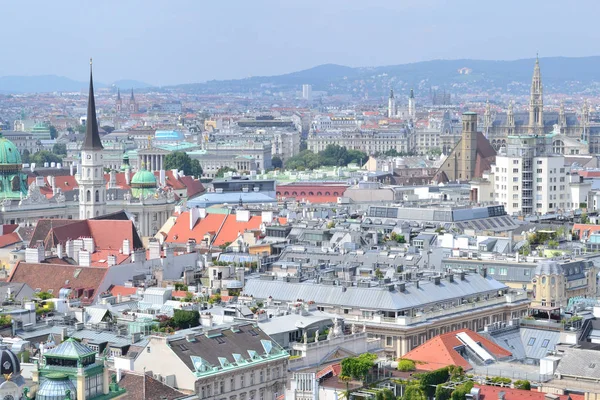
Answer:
[507,100,515,135]
[529,55,543,134]
[78,59,106,220]
[387,89,396,118]
[129,88,139,113]
[116,88,122,113]
[408,88,415,120]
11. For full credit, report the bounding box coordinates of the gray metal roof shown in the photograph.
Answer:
[244,274,507,311]
[555,348,600,380]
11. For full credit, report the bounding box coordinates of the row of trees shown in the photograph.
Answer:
[284,145,367,170]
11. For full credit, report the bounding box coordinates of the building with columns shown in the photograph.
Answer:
[137,147,170,172]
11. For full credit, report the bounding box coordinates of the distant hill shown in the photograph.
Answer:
[169,56,600,95]
[0,75,153,93]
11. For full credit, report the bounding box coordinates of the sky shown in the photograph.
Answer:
[1,0,599,86]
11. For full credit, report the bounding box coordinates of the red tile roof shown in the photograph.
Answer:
[171,290,188,298]
[573,224,600,238]
[110,285,139,297]
[8,262,107,301]
[402,329,511,371]
[0,232,22,248]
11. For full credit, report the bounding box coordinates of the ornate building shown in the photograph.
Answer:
[129,89,139,113]
[483,57,600,152]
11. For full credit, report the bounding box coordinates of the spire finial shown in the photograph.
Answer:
[90,58,93,70]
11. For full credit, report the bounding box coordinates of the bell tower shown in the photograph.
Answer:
[78,59,106,220]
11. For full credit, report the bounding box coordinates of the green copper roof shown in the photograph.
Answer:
[30,122,50,133]
[46,338,96,359]
[0,136,22,165]
[131,168,156,186]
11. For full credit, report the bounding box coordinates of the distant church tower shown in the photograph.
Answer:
[507,100,515,135]
[129,89,139,113]
[388,89,396,118]
[528,56,543,133]
[582,99,590,142]
[78,59,106,220]
[558,100,566,130]
[408,88,415,120]
[459,112,478,180]
[116,88,122,113]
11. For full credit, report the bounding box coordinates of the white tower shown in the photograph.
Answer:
[78,59,106,219]
[408,88,416,120]
[388,89,396,118]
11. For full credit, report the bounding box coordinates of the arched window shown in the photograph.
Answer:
[317,191,322,195]
[300,192,306,196]
[86,190,91,202]
[292,191,297,195]
[276,192,281,196]
[333,192,339,196]
[308,191,314,195]
[325,191,330,195]
[87,168,91,178]
[284,191,289,195]
[95,190,99,202]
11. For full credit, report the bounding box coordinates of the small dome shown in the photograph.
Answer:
[0,344,19,375]
[131,168,157,186]
[37,373,77,400]
[0,136,22,166]
[535,260,564,276]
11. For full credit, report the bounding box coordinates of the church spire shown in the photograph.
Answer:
[529,55,543,133]
[117,88,121,101]
[83,58,103,150]
[130,88,135,101]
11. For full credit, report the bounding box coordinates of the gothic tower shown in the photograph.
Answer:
[116,88,122,113]
[408,88,415,120]
[483,100,492,135]
[78,59,106,220]
[129,88,139,113]
[582,100,590,142]
[388,89,396,118]
[528,56,543,134]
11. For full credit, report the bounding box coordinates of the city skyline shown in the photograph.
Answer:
[1,0,600,86]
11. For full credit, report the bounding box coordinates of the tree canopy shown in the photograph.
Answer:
[49,125,58,140]
[31,151,62,165]
[172,309,200,329]
[284,145,368,170]
[215,166,237,178]
[340,353,377,380]
[164,151,203,177]
[52,143,67,155]
[271,156,283,169]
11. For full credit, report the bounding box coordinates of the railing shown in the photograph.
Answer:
[345,293,529,326]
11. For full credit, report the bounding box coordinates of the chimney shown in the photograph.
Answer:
[189,207,200,230]
[65,239,74,259]
[44,162,49,168]
[159,169,166,186]
[49,176,56,195]
[459,271,466,281]
[25,243,45,263]
[132,248,146,263]
[261,211,274,224]
[61,327,68,342]
[109,170,116,189]
[198,208,207,219]
[50,162,56,168]
[56,243,64,259]
[186,239,196,253]
[397,283,406,292]
[415,280,420,289]
[148,240,161,260]
[480,267,487,278]
[79,250,91,267]
[82,237,95,254]
[107,254,117,267]
[434,276,441,285]
[31,163,36,172]
[448,274,454,283]
[236,209,250,222]
[122,239,131,256]
[70,163,74,176]
[171,169,179,180]
[125,169,131,185]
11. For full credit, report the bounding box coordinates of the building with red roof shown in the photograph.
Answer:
[402,329,512,371]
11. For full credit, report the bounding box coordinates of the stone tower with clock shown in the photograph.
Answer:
[78,60,106,219]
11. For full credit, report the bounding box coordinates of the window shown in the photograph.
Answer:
[513,160,519,164]
[512,203,519,208]
[537,169,543,173]
[537,178,543,183]
[240,374,244,388]
[386,336,393,347]
[499,268,508,276]
[513,186,519,191]
[513,168,519,173]
[537,186,542,191]
[524,269,530,276]
[489,267,495,274]
[527,337,536,346]
[513,177,518,182]
[541,339,550,348]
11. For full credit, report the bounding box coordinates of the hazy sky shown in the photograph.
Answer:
[1,0,599,86]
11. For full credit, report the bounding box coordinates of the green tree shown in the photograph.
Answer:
[49,125,58,140]
[435,384,452,400]
[416,367,450,398]
[52,143,67,155]
[76,124,85,134]
[514,380,531,390]
[271,156,283,169]
[215,167,237,178]
[547,240,559,249]
[429,147,442,156]
[31,151,62,165]
[397,359,416,372]
[163,151,203,177]
[37,291,54,300]
[21,149,30,164]
[581,213,590,224]
[402,385,426,400]
[451,381,474,400]
[172,309,200,329]
[375,268,384,279]
[390,233,406,244]
[182,292,194,302]
[340,353,377,381]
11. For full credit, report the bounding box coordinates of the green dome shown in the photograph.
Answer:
[0,136,22,166]
[131,169,157,185]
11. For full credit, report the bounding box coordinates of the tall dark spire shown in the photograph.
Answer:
[83,58,103,150]
[117,88,121,101]
[130,88,135,101]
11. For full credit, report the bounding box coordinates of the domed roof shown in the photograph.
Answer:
[535,260,564,276]
[37,373,77,400]
[0,136,22,166]
[0,344,19,375]
[131,168,156,186]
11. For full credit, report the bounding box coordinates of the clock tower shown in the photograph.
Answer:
[78,59,106,219]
